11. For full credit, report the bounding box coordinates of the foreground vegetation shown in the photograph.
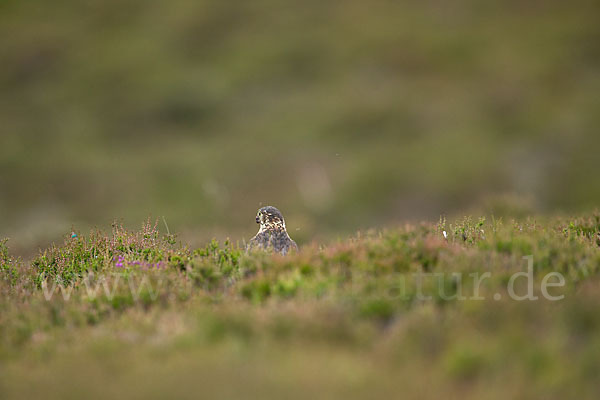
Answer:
[1,214,600,399]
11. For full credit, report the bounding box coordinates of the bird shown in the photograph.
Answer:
[247,206,298,255]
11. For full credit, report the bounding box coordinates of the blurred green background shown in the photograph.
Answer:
[1,0,599,255]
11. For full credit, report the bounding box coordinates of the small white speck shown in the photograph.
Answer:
[442,231,448,239]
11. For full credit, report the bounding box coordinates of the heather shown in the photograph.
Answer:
[2,0,600,398]
[1,214,600,399]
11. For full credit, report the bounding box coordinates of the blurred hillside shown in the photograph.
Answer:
[1,0,599,254]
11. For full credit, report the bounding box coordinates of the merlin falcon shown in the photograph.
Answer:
[247,206,298,255]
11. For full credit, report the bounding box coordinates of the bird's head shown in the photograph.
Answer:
[256,206,286,231]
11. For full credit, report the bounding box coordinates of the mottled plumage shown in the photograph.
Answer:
[247,206,298,255]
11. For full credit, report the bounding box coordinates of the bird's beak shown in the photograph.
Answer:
[256,216,260,224]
